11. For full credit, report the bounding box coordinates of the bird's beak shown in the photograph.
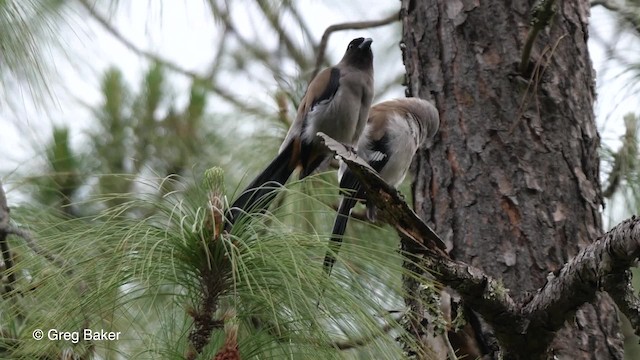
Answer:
[359,38,373,49]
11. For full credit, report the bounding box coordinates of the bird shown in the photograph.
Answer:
[225,37,374,230]
[322,97,440,276]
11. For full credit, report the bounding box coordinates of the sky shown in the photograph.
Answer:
[0,1,401,175]
[0,1,638,220]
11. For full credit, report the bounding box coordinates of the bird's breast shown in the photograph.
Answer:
[303,87,362,145]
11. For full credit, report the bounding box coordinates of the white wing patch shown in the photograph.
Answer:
[368,150,387,163]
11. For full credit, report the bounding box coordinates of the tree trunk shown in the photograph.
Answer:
[401,0,623,358]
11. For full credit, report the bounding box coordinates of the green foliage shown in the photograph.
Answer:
[5,55,440,355]
[603,113,640,212]
[603,114,640,360]
[0,3,439,358]
[0,0,69,99]
[28,126,85,215]
[24,63,227,217]
[1,172,431,359]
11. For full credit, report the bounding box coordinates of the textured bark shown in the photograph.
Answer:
[323,131,640,358]
[400,0,623,358]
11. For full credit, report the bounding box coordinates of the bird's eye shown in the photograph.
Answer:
[347,37,364,50]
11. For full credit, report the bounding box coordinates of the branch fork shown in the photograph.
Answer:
[318,132,640,357]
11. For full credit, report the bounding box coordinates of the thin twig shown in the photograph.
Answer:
[77,0,200,78]
[256,0,310,69]
[77,0,269,117]
[287,2,318,51]
[203,26,232,82]
[205,0,283,76]
[311,12,399,79]
[275,91,292,127]
[7,226,66,269]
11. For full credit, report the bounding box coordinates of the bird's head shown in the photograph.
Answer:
[408,98,440,146]
[341,37,373,70]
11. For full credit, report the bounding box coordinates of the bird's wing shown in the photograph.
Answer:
[300,67,341,117]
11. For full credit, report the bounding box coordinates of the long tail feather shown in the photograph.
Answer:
[225,141,296,230]
[322,195,358,276]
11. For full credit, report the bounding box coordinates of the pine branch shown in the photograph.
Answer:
[187,168,230,359]
[318,132,640,357]
[5,222,90,295]
[0,181,17,295]
[7,226,66,269]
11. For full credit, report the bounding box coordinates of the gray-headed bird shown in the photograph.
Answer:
[226,37,374,229]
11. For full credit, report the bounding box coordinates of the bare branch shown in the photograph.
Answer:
[416,256,522,341]
[317,132,447,256]
[287,2,318,50]
[203,26,232,82]
[602,270,640,338]
[77,0,200,78]
[6,226,66,269]
[77,0,269,117]
[256,0,310,69]
[319,131,640,356]
[520,216,640,338]
[311,12,399,79]
[205,0,285,77]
